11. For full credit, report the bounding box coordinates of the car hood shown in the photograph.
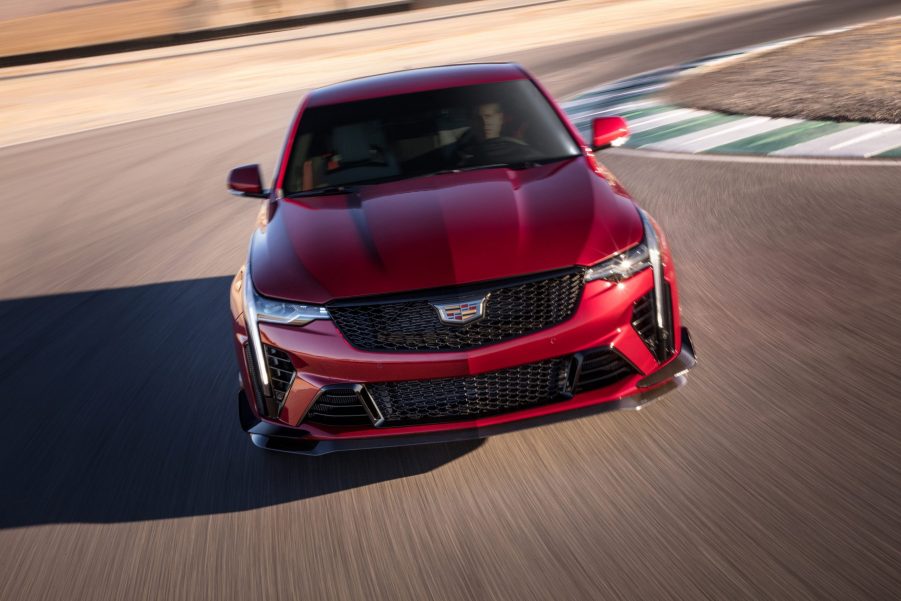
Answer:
[250,157,643,304]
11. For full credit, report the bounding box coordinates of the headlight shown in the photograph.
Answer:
[242,266,329,401]
[584,242,651,282]
[249,284,330,326]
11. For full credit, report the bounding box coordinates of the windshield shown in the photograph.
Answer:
[282,79,581,194]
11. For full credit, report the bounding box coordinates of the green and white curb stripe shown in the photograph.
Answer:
[562,20,901,160]
[770,123,901,157]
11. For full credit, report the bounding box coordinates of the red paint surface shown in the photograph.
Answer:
[227,164,264,195]
[254,156,642,303]
[592,116,630,148]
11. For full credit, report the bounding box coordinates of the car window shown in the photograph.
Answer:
[282,79,580,194]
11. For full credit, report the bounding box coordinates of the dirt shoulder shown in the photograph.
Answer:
[663,18,901,124]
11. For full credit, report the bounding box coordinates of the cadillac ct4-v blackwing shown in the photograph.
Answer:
[228,63,696,454]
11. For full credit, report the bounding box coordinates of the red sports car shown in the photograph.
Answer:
[228,63,696,454]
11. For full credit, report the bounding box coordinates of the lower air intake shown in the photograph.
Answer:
[573,348,639,394]
[305,386,372,426]
[264,345,295,405]
[631,285,675,362]
[365,348,637,427]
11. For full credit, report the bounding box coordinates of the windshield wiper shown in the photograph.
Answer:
[426,156,578,176]
[421,163,524,177]
[284,156,580,194]
[285,185,358,198]
[504,155,580,169]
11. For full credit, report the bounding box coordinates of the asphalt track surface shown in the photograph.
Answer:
[1,1,900,599]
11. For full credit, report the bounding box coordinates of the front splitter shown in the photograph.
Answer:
[238,329,695,456]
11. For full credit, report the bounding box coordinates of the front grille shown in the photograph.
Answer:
[365,348,636,426]
[328,269,584,352]
[305,387,371,426]
[368,358,569,425]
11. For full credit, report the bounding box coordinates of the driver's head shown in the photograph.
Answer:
[477,102,504,139]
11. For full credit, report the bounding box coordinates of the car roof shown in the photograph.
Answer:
[305,63,529,107]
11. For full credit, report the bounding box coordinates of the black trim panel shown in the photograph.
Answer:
[637,327,697,388]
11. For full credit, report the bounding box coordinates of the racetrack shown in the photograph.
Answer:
[1,1,900,599]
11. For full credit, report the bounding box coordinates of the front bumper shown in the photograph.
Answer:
[238,328,697,455]
[232,260,695,453]
[239,327,696,455]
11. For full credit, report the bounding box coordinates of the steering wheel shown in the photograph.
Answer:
[471,137,534,164]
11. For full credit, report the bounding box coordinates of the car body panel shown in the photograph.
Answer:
[251,157,643,304]
[231,263,683,431]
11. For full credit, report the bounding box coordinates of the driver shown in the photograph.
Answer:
[470,101,538,163]
[478,102,505,140]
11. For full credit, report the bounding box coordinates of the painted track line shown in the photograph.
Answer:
[570,71,680,97]
[826,125,901,157]
[567,100,659,125]
[561,84,668,110]
[641,117,801,153]
[627,109,709,133]
[772,123,901,157]
[603,147,901,166]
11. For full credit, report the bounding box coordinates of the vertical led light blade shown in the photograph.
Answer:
[640,210,666,331]
[243,267,271,395]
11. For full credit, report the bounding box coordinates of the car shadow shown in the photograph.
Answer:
[0,277,482,528]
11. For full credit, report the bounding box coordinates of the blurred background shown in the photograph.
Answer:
[1,1,418,57]
[1,1,899,599]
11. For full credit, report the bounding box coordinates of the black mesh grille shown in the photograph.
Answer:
[365,347,636,426]
[264,345,294,404]
[305,387,371,426]
[328,269,584,352]
[368,358,569,425]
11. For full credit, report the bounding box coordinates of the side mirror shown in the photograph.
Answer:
[591,116,630,151]
[228,164,268,198]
